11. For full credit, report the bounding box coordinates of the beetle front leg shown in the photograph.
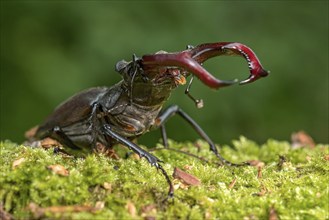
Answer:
[154,105,250,167]
[102,124,174,199]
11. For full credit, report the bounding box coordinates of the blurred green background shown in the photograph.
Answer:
[1,1,328,147]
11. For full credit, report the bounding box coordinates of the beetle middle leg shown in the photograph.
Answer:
[102,124,174,199]
[154,105,250,167]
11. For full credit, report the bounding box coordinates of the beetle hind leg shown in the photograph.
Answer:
[36,125,87,155]
[154,105,250,167]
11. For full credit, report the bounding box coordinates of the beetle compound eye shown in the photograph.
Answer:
[115,60,129,74]
[186,44,195,50]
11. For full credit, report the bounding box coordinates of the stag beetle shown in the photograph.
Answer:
[27,42,269,198]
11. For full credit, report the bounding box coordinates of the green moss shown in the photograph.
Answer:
[1,138,328,219]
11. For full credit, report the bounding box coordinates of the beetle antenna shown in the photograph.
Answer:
[185,76,204,109]
[129,54,139,105]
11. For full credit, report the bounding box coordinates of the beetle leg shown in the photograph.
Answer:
[40,126,81,151]
[154,105,250,167]
[36,102,107,156]
[160,124,169,148]
[88,102,102,147]
[102,124,174,199]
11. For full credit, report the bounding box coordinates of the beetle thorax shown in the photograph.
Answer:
[125,78,174,107]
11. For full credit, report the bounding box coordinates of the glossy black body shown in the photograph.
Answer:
[34,60,176,156]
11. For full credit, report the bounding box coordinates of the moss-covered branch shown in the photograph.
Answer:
[1,138,328,219]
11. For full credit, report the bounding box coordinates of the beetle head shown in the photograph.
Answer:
[115,53,188,88]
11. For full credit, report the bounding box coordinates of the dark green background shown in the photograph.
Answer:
[1,1,328,146]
